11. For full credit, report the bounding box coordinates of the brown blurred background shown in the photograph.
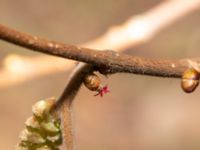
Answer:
[1,0,200,150]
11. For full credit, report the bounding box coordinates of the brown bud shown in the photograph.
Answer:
[83,73,101,91]
[181,68,200,93]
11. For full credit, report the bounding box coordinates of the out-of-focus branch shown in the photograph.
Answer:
[1,0,200,88]
[0,55,74,87]
[84,0,200,50]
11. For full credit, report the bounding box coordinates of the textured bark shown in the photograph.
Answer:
[0,24,194,78]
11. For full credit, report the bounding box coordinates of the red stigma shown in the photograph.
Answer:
[94,85,110,97]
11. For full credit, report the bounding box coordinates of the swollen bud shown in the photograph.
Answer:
[83,73,109,97]
[181,68,200,93]
[83,73,101,91]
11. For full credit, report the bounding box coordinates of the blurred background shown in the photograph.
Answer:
[1,0,200,149]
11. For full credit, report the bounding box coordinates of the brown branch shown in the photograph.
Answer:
[1,0,200,88]
[50,63,93,150]
[0,24,195,78]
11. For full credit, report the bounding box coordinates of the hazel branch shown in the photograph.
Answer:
[0,24,197,78]
[1,0,200,86]
[50,64,93,150]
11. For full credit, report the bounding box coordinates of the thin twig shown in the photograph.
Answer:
[0,24,197,78]
[50,64,93,150]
